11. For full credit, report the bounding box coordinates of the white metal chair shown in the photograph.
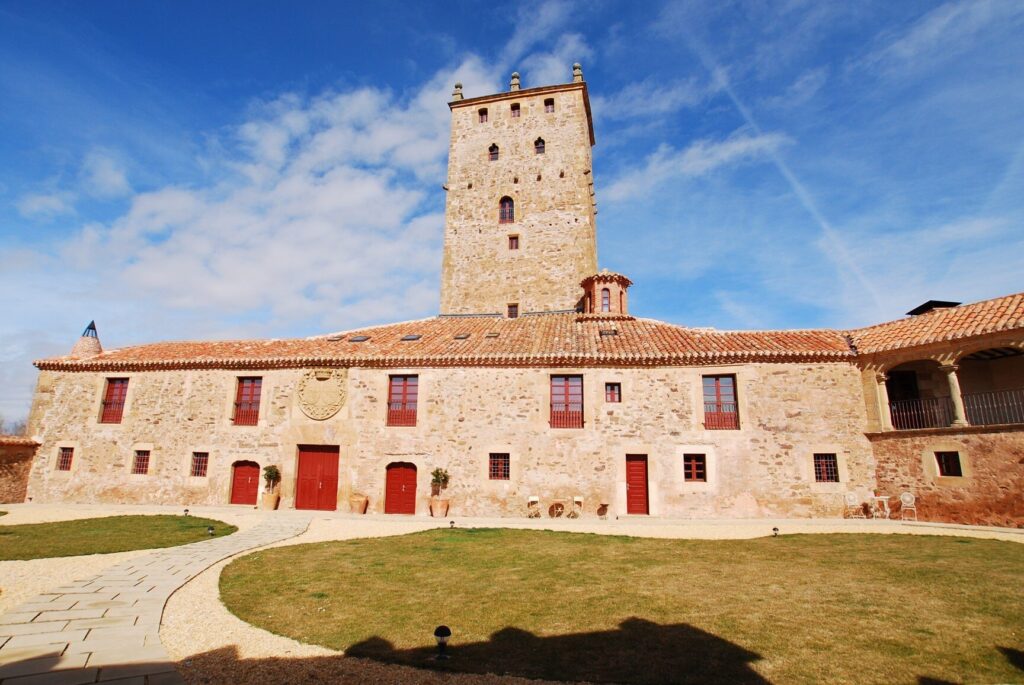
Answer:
[526,495,541,518]
[567,496,583,519]
[899,492,917,521]
[844,492,866,518]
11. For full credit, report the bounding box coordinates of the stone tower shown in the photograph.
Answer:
[439,64,599,316]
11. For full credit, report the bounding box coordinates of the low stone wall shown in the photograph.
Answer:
[0,437,38,504]
[870,426,1024,527]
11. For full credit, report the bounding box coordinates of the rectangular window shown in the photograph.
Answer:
[605,382,621,403]
[507,303,518,319]
[233,377,262,426]
[100,378,129,423]
[131,450,150,475]
[544,98,555,113]
[387,375,418,426]
[511,103,520,118]
[813,453,840,482]
[478,108,488,123]
[683,454,706,482]
[703,375,739,430]
[190,452,209,478]
[935,451,963,477]
[550,375,584,428]
[508,234,519,250]
[489,453,510,480]
[57,447,74,471]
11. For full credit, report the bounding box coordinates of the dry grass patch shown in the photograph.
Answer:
[221,528,1024,684]
[0,514,236,560]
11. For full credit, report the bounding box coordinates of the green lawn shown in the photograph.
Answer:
[0,515,236,560]
[221,529,1024,685]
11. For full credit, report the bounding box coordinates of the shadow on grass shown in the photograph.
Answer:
[998,646,1024,672]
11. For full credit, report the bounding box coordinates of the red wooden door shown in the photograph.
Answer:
[625,454,649,515]
[295,446,339,511]
[230,461,260,505]
[385,463,417,514]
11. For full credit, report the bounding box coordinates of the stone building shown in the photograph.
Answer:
[21,67,1024,525]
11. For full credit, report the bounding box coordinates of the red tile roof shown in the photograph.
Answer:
[0,435,39,447]
[34,313,852,371]
[848,292,1024,354]
[33,292,1024,372]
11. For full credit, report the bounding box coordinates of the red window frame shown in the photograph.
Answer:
[535,138,545,154]
[605,382,621,403]
[191,452,209,478]
[550,375,584,428]
[813,453,840,482]
[489,453,510,480]
[100,378,129,423]
[499,196,514,223]
[544,98,554,113]
[478,108,488,123]
[233,377,262,425]
[935,451,963,477]
[57,447,74,471]
[508,234,519,250]
[131,450,150,475]
[601,288,611,312]
[387,375,418,426]
[683,454,706,482]
[489,144,499,161]
[703,375,739,430]
[508,303,519,319]
[511,103,520,118]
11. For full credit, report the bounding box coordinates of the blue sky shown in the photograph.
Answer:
[2,0,1023,423]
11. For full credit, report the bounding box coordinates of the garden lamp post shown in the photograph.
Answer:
[772,527,779,537]
[434,625,451,660]
[207,526,215,536]
[183,509,189,517]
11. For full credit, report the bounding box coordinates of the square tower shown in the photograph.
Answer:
[440,66,599,315]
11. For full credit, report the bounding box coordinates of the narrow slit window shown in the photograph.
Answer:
[57,447,74,471]
[544,98,555,113]
[511,103,520,118]
[191,452,209,477]
[478,108,488,123]
[601,288,611,312]
[535,137,545,154]
[489,144,499,161]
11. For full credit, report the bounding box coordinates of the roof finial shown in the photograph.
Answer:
[510,71,521,91]
[572,62,584,83]
[452,82,463,101]
[70,321,102,359]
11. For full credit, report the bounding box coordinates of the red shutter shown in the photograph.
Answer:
[234,378,262,425]
[100,378,128,423]
[387,376,418,426]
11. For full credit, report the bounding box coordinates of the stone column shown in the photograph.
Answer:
[875,372,893,431]
[940,363,968,427]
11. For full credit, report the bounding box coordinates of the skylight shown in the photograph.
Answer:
[454,333,470,340]
[401,334,422,341]
[485,332,499,338]
[599,329,618,336]
[349,335,370,342]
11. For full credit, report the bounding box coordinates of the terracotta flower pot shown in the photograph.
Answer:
[349,494,369,514]
[261,493,280,511]
[430,497,450,517]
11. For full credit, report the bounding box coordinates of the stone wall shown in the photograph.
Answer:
[870,426,1024,527]
[26,361,876,519]
[440,83,598,315]
[0,439,37,504]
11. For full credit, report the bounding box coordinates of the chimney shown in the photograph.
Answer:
[69,321,103,359]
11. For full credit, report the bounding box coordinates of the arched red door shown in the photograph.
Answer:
[230,461,260,505]
[384,462,417,514]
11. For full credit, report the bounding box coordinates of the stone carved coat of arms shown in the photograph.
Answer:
[297,368,347,420]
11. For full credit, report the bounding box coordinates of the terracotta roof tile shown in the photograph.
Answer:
[0,434,39,446]
[848,292,1024,354]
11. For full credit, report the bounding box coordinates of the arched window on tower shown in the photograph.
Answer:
[544,98,555,113]
[489,144,499,161]
[478,108,488,123]
[601,288,611,312]
[499,196,515,224]
[535,138,545,154]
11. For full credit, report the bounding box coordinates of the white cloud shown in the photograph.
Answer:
[499,0,574,67]
[592,77,714,121]
[80,150,132,198]
[520,33,592,88]
[16,191,76,219]
[762,67,828,109]
[604,130,791,202]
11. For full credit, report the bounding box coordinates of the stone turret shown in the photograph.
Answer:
[69,321,102,359]
[580,270,632,316]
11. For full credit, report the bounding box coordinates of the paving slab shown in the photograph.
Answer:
[0,514,310,684]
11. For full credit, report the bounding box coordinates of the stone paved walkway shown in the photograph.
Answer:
[0,513,311,684]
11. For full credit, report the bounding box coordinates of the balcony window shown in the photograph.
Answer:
[387,375,418,426]
[100,378,129,423]
[703,375,739,430]
[550,375,583,428]
[233,377,262,426]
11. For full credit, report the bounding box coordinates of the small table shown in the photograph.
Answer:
[871,496,891,520]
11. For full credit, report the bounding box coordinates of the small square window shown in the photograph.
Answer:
[507,303,519,319]
[132,450,150,475]
[813,453,840,482]
[605,382,621,403]
[57,447,74,471]
[489,453,510,480]
[544,98,555,113]
[684,454,706,482]
[478,108,488,123]
[935,451,963,477]
[511,103,520,118]
[191,452,209,478]
[508,235,519,250]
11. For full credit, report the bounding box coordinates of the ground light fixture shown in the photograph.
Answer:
[207,526,215,536]
[450,520,455,528]
[434,625,452,660]
[183,509,189,517]
[772,527,779,537]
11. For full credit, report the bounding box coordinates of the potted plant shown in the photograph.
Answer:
[430,467,451,517]
[349,492,369,514]
[261,465,281,510]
